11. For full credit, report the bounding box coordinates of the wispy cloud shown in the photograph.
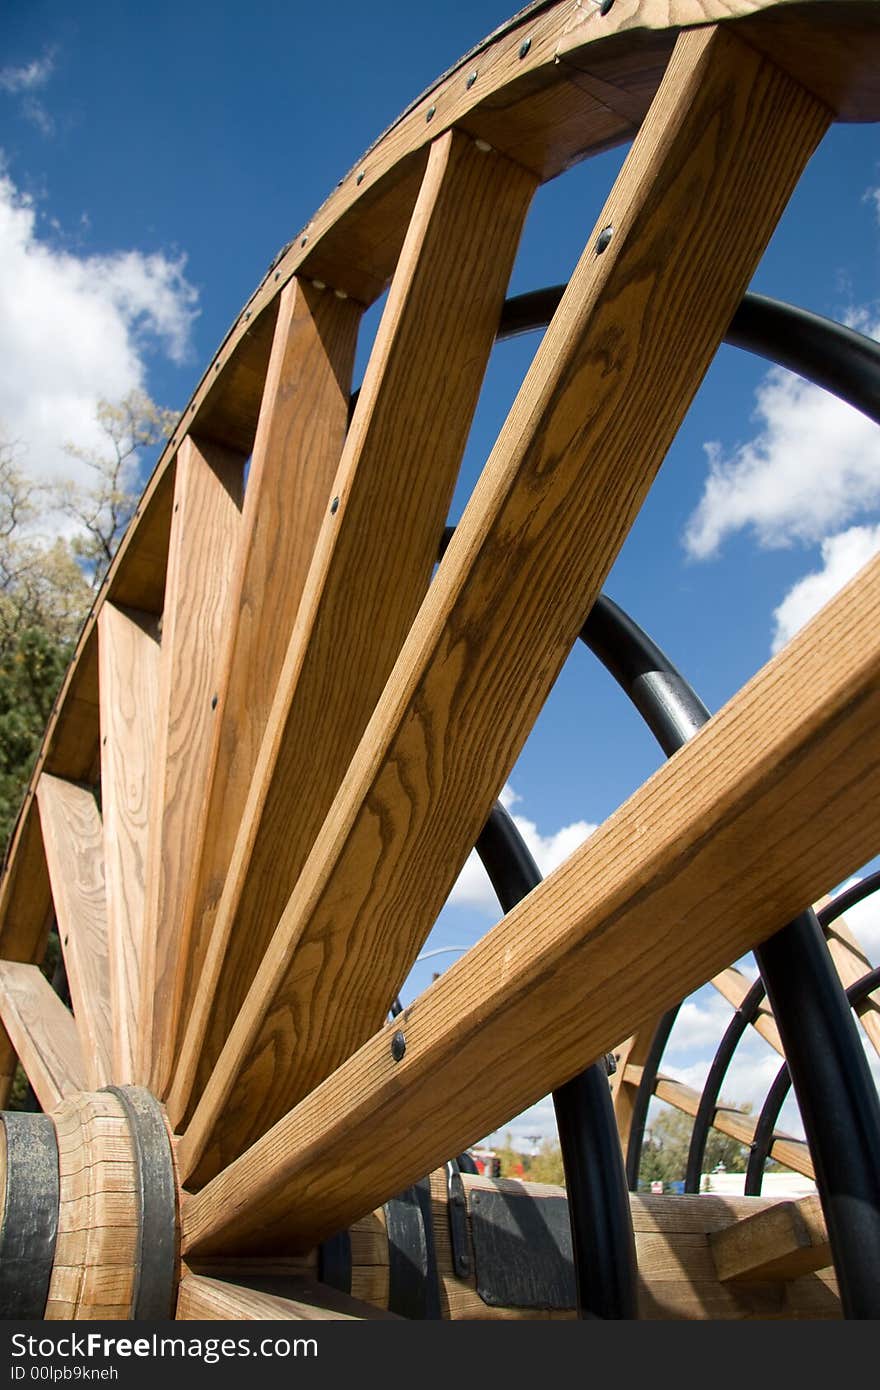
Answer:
[0,50,57,134]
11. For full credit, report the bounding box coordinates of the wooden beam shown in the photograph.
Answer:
[710,964,784,1055]
[711,1194,830,1282]
[181,539,880,1255]
[176,1270,399,1321]
[139,437,244,1093]
[36,775,112,1089]
[180,25,830,1182]
[170,131,536,1126]
[652,1076,813,1179]
[166,279,359,1106]
[98,604,160,1084]
[0,961,86,1110]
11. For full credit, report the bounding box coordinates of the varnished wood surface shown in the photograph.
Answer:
[45,1092,139,1320]
[0,961,86,1109]
[167,280,359,1107]
[181,547,880,1253]
[711,1193,830,1282]
[36,776,112,1090]
[170,132,535,1127]
[176,1271,399,1320]
[140,436,244,1092]
[180,24,830,1183]
[98,604,161,1084]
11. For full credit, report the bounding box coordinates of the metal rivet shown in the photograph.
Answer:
[356,169,365,185]
[312,279,326,291]
[334,289,348,300]
[426,105,435,122]
[244,310,251,320]
[474,139,492,153]
[211,694,218,710]
[391,1031,406,1062]
[214,361,220,371]
[595,225,614,254]
[330,496,339,514]
[301,235,308,247]
[170,437,176,447]
[274,270,280,280]
[600,0,615,14]
[102,736,107,746]
[519,39,531,58]
[466,70,478,89]
[174,503,179,513]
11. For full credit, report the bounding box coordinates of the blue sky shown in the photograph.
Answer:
[2,1,879,1162]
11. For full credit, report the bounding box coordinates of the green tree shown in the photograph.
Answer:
[638,1101,751,1189]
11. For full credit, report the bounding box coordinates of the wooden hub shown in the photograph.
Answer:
[0,1089,177,1320]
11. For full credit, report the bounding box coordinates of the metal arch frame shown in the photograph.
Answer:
[746,964,880,1194]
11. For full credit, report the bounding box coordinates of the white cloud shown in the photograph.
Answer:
[684,346,880,560]
[0,170,198,489]
[771,524,880,653]
[447,784,596,912]
[828,877,880,958]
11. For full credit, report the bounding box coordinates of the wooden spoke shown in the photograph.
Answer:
[180,24,829,1182]
[98,603,161,1084]
[176,1271,398,1321]
[165,278,360,1104]
[823,911,880,1057]
[36,775,112,1089]
[710,1194,830,1283]
[710,965,784,1056]
[139,437,245,1093]
[651,1075,813,1178]
[169,130,536,1125]
[0,962,86,1110]
[182,544,880,1253]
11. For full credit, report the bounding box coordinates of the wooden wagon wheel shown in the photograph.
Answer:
[1,0,880,1322]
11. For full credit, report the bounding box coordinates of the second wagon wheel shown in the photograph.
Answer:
[1,0,880,1321]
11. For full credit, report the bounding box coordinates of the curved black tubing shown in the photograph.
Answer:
[577,593,880,1318]
[475,800,639,1320]
[684,977,766,1193]
[498,289,880,426]
[817,870,880,928]
[746,965,880,1197]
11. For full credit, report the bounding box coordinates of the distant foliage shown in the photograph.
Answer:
[0,391,174,860]
[638,1101,750,1188]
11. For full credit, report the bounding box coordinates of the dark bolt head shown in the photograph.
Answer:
[330,496,340,515]
[301,235,308,248]
[519,38,531,59]
[466,70,478,89]
[356,169,365,185]
[211,693,218,710]
[426,105,435,123]
[600,0,615,15]
[595,225,614,254]
[274,270,280,280]
[391,1030,406,1062]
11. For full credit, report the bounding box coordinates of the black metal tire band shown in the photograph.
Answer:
[103,1086,178,1321]
[0,1111,59,1318]
[384,1177,441,1319]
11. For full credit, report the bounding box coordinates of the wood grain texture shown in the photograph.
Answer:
[170,131,535,1128]
[98,603,161,1084]
[37,775,112,1089]
[45,1092,139,1320]
[181,543,880,1254]
[180,24,830,1183]
[711,1193,830,1282]
[0,961,86,1109]
[140,436,244,1093]
[177,1270,399,1320]
[167,279,359,1111]
[652,1075,813,1178]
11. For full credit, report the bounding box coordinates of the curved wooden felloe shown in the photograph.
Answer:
[1,0,879,1321]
